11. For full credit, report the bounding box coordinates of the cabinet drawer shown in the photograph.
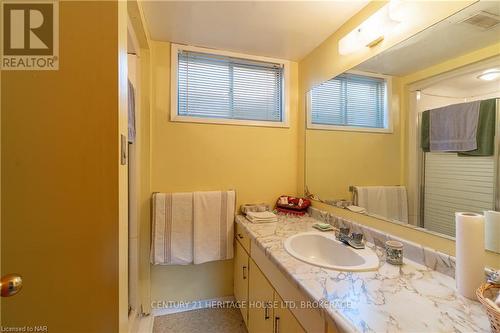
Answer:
[235,222,251,253]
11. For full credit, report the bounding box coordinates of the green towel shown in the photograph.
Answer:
[420,99,496,156]
[458,99,496,156]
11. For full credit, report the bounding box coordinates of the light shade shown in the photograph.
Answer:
[477,69,500,81]
[338,2,401,55]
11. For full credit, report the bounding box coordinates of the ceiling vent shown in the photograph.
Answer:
[460,11,500,30]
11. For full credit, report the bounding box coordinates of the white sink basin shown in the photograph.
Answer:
[284,231,379,271]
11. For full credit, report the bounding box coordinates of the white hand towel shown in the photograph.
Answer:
[246,216,278,223]
[246,211,277,219]
[193,190,235,264]
[151,192,193,265]
[355,186,408,223]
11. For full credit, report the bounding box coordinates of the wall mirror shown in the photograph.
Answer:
[305,1,500,253]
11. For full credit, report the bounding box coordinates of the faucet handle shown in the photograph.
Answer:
[351,232,363,243]
[339,227,350,237]
[337,227,350,242]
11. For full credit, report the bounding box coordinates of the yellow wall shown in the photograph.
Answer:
[149,41,299,302]
[298,0,474,197]
[1,2,126,332]
[305,78,402,200]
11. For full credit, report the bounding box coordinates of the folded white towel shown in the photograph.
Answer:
[246,216,278,223]
[246,211,276,219]
[193,191,235,265]
[346,205,366,214]
[246,211,278,223]
[151,192,193,265]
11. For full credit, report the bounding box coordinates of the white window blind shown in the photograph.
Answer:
[310,73,387,128]
[423,152,495,237]
[177,50,284,122]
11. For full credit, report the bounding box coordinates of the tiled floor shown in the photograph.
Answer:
[153,308,248,333]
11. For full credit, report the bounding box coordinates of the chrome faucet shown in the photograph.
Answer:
[336,227,365,249]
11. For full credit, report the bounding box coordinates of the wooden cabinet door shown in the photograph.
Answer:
[248,259,274,333]
[274,293,306,333]
[234,240,249,325]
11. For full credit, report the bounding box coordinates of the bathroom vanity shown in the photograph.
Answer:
[234,211,490,333]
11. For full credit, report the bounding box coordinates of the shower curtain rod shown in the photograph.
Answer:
[409,90,500,100]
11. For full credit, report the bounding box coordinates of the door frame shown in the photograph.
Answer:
[127,15,141,319]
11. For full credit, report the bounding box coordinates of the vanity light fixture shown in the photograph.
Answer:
[477,69,500,81]
[338,1,402,55]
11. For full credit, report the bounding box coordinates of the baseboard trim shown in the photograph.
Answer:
[151,296,236,317]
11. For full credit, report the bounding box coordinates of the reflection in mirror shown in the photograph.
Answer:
[305,1,500,253]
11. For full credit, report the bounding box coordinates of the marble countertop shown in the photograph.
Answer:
[235,214,490,333]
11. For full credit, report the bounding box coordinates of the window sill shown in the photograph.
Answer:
[307,123,393,134]
[171,115,290,128]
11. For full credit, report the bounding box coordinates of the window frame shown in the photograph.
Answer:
[170,43,290,128]
[306,70,393,133]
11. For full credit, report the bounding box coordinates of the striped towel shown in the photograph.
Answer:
[151,192,193,265]
[355,186,408,223]
[193,191,236,264]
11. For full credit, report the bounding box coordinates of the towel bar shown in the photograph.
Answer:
[348,185,402,205]
[349,185,402,192]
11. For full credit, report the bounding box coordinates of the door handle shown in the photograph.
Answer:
[274,316,280,333]
[0,274,22,297]
[264,302,270,319]
[242,266,247,280]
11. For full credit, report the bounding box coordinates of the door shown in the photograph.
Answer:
[1,2,128,331]
[234,240,249,324]
[248,259,274,333]
[274,294,305,333]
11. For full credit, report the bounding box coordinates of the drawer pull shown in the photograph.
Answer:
[242,266,247,279]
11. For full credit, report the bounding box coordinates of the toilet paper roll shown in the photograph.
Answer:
[455,212,485,300]
[484,210,500,253]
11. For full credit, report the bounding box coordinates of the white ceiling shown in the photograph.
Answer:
[356,1,500,76]
[424,64,500,98]
[140,1,369,61]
